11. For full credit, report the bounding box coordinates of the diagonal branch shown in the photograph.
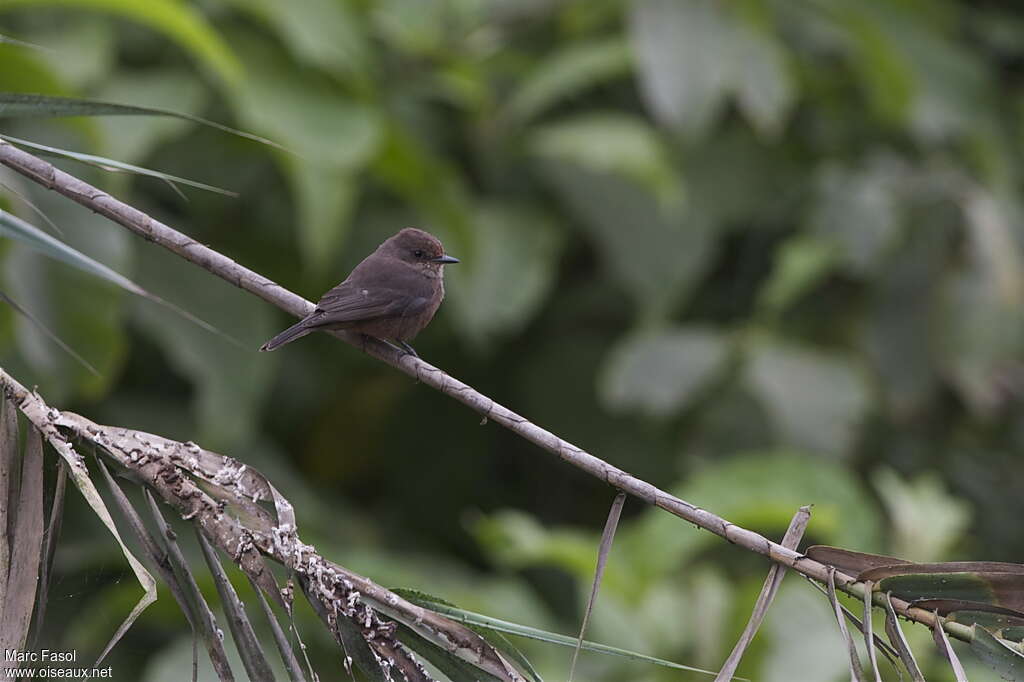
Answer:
[0,139,975,644]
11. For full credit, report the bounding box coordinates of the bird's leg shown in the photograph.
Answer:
[398,340,419,357]
[373,337,416,357]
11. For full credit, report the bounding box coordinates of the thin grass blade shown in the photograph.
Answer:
[0,208,241,346]
[1,135,237,196]
[0,33,51,52]
[489,632,543,682]
[195,528,275,682]
[144,491,235,682]
[882,592,925,682]
[0,93,282,150]
[400,596,725,678]
[569,491,626,681]
[715,505,811,681]
[0,290,99,375]
[0,208,143,295]
[0,179,63,235]
[0,425,44,660]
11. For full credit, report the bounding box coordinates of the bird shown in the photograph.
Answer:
[259,228,458,355]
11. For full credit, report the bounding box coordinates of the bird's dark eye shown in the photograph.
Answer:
[413,249,425,258]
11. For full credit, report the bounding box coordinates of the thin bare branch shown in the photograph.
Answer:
[0,140,977,645]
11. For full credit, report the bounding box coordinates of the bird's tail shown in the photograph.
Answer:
[259,319,314,351]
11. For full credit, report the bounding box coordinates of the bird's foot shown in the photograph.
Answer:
[376,338,418,358]
[398,340,419,357]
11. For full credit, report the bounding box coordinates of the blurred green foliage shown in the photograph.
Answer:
[2,0,1023,679]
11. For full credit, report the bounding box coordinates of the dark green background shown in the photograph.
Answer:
[1,0,1022,679]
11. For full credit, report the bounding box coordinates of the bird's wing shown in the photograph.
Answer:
[307,282,430,327]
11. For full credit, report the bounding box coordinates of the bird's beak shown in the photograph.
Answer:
[432,255,460,264]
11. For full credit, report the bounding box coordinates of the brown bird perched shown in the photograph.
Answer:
[259,228,458,355]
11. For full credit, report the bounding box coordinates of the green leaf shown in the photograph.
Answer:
[807,157,905,277]
[756,235,837,316]
[399,594,721,678]
[129,245,275,450]
[0,0,242,86]
[538,161,711,318]
[89,68,207,164]
[0,205,132,397]
[744,336,869,459]
[529,112,681,204]
[224,0,369,75]
[444,203,564,345]
[227,38,378,166]
[970,625,1024,681]
[1,135,235,196]
[30,19,116,89]
[629,0,732,135]
[873,468,971,562]
[625,452,882,583]
[372,120,472,244]
[599,325,729,417]
[843,8,916,125]
[473,510,601,580]
[731,20,796,137]
[0,208,146,296]
[900,22,992,143]
[0,93,280,149]
[0,205,228,347]
[506,39,632,124]
[0,44,70,95]
[227,32,381,273]
[0,290,98,376]
[936,188,1024,416]
[283,161,359,276]
[371,0,483,57]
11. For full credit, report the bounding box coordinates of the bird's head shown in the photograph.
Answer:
[384,227,459,271]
